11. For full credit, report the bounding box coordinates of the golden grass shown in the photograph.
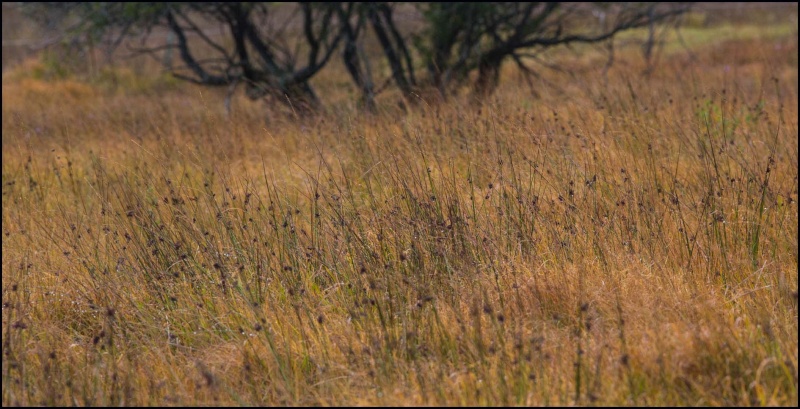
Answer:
[2,23,798,406]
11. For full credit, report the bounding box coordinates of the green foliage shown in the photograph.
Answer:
[416,3,560,86]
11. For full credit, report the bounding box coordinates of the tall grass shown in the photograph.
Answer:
[2,27,798,406]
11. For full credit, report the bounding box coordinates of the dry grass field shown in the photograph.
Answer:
[2,3,798,406]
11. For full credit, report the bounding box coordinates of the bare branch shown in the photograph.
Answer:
[172,7,233,65]
[165,10,229,86]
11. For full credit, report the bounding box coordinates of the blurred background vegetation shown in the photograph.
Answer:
[3,2,796,116]
[6,3,697,110]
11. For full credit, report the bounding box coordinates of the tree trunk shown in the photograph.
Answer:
[474,59,502,99]
[246,80,321,117]
[342,23,375,111]
[281,82,321,116]
[368,5,413,100]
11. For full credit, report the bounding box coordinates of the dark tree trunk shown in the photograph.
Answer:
[280,82,321,115]
[337,4,375,112]
[343,41,376,111]
[474,59,502,99]
[245,80,321,117]
[367,5,413,99]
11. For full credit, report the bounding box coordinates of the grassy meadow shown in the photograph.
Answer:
[2,5,798,406]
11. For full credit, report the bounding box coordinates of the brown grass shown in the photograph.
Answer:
[2,14,798,406]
